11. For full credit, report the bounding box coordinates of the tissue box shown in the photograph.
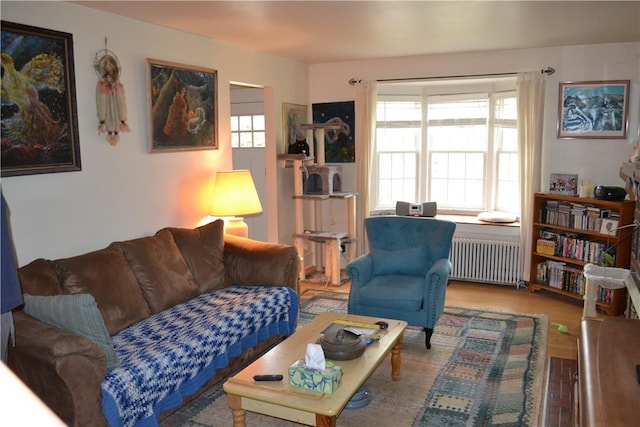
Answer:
[288,359,343,394]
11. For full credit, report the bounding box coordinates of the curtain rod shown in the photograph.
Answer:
[348,67,555,86]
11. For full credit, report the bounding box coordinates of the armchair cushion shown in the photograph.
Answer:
[356,275,424,311]
[371,247,428,276]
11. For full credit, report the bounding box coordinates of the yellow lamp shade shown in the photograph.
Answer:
[209,170,263,217]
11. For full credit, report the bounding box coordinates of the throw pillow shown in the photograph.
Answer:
[54,244,152,335]
[477,211,517,223]
[22,293,120,369]
[160,219,228,293]
[119,230,200,313]
[371,246,428,276]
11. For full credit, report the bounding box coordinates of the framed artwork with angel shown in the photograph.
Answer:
[1,21,81,177]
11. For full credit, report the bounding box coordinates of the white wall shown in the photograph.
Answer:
[3,2,638,270]
[308,42,640,243]
[1,2,308,266]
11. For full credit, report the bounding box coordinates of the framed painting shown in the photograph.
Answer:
[557,80,630,139]
[1,21,81,177]
[312,101,355,163]
[282,102,308,153]
[147,58,218,152]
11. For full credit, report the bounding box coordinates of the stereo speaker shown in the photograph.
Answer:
[395,201,437,217]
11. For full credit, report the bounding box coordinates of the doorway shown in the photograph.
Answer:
[230,84,267,241]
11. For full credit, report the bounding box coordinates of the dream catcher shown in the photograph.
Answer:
[94,39,130,145]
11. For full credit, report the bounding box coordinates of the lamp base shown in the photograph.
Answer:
[224,217,248,238]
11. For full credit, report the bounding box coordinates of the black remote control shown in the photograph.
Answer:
[253,374,283,382]
[636,364,640,384]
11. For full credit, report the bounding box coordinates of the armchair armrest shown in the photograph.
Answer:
[422,257,453,327]
[223,234,300,292]
[425,258,452,286]
[8,311,108,427]
[345,253,374,289]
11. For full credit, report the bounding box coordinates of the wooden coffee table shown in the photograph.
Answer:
[223,312,407,427]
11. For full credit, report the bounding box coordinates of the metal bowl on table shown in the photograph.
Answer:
[319,329,366,360]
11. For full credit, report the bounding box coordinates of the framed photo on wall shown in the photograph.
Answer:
[282,102,308,153]
[557,80,630,139]
[147,58,218,152]
[1,21,81,177]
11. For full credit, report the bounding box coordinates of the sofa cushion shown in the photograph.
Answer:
[119,230,200,313]
[371,246,428,276]
[23,293,121,369]
[161,219,228,293]
[18,258,62,296]
[54,244,151,335]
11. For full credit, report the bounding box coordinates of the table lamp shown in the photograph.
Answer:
[209,169,263,238]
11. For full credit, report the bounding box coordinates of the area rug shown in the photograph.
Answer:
[160,295,547,427]
[298,289,349,324]
[299,269,350,286]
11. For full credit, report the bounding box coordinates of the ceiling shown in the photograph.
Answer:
[74,1,640,64]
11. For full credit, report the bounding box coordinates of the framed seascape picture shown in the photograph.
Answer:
[549,173,578,196]
[147,58,218,152]
[282,103,308,154]
[557,80,630,139]
[312,101,355,163]
[1,21,81,177]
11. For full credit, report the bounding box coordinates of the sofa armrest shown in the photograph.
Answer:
[8,311,108,427]
[223,234,300,292]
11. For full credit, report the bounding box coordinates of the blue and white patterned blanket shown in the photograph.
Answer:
[101,286,297,427]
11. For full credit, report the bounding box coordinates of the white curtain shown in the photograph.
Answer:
[517,72,546,281]
[354,80,377,256]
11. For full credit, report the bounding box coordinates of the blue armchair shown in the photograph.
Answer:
[346,216,456,349]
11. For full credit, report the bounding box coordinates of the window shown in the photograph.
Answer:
[230,114,265,148]
[373,78,519,216]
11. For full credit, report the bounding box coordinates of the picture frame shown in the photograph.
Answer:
[1,21,81,177]
[557,80,630,139]
[282,102,308,154]
[550,173,578,196]
[147,58,218,152]
[599,218,619,236]
[312,101,355,163]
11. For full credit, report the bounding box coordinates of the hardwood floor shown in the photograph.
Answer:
[299,279,585,360]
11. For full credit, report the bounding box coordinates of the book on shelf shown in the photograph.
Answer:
[535,260,617,303]
[536,239,556,256]
[537,229,616,265]
[540,199,618,233]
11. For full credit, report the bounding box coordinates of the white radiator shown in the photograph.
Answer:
[449,238,522,286]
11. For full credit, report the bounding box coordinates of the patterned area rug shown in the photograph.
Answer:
[299,269,350,286]
[160,292,547,427]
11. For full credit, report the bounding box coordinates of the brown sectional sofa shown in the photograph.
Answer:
[7,220,300,427]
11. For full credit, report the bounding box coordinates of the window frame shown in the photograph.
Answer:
[373,78,519,216]
[230,114,265,148]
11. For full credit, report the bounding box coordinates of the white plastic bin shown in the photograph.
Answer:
[582,264,630,318]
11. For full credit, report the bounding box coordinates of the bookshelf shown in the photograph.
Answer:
[528,192,634,315]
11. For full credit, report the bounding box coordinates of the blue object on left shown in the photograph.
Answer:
[1,191,23,314]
